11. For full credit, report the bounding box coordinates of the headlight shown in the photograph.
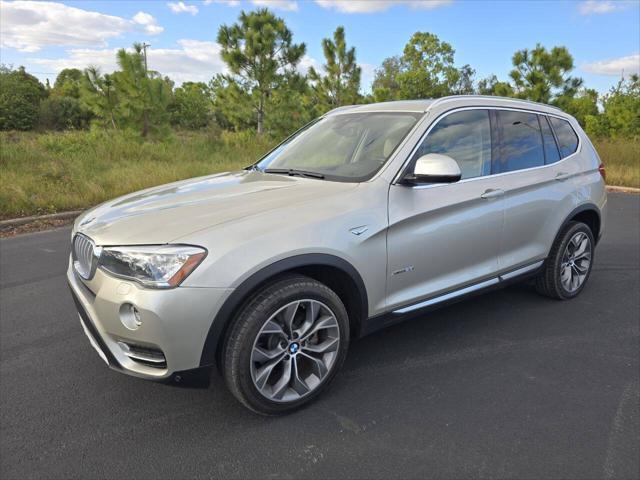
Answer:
[98,245,207,288]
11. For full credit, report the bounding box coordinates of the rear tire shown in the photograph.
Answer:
[223,275,349,415]
[535,221,595,300]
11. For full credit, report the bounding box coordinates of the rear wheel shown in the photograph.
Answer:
[223,275,349,415]
[536,221,595,300]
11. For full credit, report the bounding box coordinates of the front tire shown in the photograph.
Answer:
[223,275,349,415]
[536,221,595,300]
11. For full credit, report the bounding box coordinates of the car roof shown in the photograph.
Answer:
[326,95,567,117]
[327,100,435,114]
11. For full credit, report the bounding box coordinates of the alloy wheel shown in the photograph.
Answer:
[250,299,341,403]
[560,231,592,293]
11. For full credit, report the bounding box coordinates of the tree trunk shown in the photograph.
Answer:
[257,93,264,135]
[142,109,149,138]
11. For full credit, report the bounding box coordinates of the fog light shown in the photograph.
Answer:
[120,303,142,330]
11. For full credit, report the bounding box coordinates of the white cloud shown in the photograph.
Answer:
[582,53,640,76]
[30,39,227,84]
[579,1,618,15]
[32,48,122,76]
[205,0,297,10]
[297,55,321,75]
[578,0,636,15]
[251,0,298,11]
[359,63,376,92]
[167,1,199,15]
[204,0,240,5]
[132,12,164,35]
[0,1,163,52]
[315,0,452,13]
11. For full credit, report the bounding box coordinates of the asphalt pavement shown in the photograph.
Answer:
[1,193,638,479]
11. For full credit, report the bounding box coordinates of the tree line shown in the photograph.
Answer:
[0,8,637,140]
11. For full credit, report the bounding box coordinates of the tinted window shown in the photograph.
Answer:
[540,115,561,164]
[412,109,491,180]
[549,117,579,158]
[495,110,544,173]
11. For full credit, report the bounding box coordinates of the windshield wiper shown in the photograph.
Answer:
[264,168,325,179]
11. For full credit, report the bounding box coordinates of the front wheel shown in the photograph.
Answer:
[223,275,349,415]
[536,221,595,300]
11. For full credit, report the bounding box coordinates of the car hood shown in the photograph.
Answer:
[74,170,358,245]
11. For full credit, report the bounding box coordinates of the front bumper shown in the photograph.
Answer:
[67,258,232,380]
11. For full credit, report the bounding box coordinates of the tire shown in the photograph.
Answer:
[535,221,595,300]
[223,275,350,415]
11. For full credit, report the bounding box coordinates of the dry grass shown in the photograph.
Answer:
[592,138,639,189]
[0,130,275,219]
[1,131,638,219]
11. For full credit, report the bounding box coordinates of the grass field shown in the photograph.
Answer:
[592,137,639,189]
[0,130,638,219]
[0,130,275,219]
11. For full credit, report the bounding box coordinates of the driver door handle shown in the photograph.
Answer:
[555,172,571,181]
[481,188,505,199]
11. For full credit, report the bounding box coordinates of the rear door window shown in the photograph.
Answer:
[540,115,561,164]
[495,110,545,173]
[549,117,579,158]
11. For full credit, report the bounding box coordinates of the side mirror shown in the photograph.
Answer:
[402,153,461,185]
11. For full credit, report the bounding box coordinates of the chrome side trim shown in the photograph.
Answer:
[392,260,545,315]
[393,277,500,314]
[499,260,544,281]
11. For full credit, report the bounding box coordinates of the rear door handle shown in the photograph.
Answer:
[480,188,505,199]
[555,172,571,181]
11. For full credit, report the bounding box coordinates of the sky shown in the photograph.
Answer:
[1,0,639,95]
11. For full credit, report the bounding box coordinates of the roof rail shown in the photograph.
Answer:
[428,95,564,112]
[324,105,358,115]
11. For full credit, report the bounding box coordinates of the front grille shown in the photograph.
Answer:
[73,234,97,279]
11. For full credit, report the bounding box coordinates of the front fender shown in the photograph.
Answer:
[198,253,368,367]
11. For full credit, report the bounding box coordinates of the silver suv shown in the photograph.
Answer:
[68,96,607,414]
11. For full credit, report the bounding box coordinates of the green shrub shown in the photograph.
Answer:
[169,82,212,130]
[0,66,47,131]
[38,97,91,130]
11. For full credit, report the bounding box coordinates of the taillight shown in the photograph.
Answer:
[598,163,606,182]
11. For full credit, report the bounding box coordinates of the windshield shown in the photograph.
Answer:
[256,112,423,182]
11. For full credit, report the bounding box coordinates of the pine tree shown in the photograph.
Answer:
[111,44,173,137]
[308,26,361,109]
[81,67,119,130]
[217,9,306,134]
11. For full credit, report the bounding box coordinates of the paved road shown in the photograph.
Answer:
[1,193,638,480]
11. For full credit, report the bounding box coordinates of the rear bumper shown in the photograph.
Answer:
[67,258,232,381]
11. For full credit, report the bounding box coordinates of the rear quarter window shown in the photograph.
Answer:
[540,115,561,164]
[549,117,579,158]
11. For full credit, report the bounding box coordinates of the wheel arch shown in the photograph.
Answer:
[199,254,369,368]
[561,203,602,245]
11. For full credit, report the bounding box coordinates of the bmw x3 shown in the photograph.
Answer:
[68,96,607,414]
